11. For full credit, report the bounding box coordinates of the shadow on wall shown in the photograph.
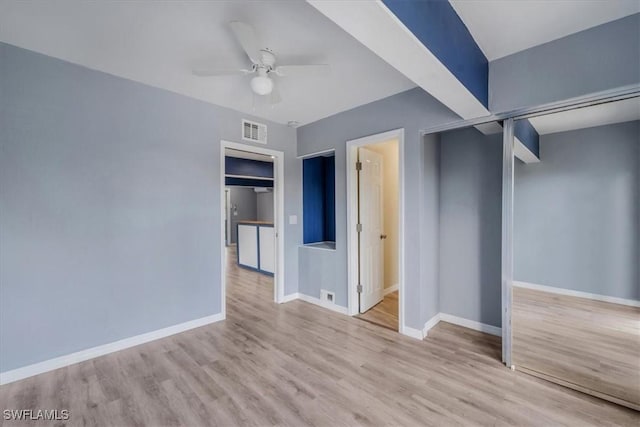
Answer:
[438,126,503,328]
[478,134,503,327]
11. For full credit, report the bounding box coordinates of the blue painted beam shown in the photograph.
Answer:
[382,0,488,108]
[514,119,540,158]
[225,177,273,187]
[225,156,273,178]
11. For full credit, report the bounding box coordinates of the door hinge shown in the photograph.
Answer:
[355,161,362,171]
[356,223,362,233]
[357,284,363,293]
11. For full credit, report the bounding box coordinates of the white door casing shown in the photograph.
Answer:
[358,147,384,313]
[225,189,231,246]
[346,128,404,334]
[220,140,285,313]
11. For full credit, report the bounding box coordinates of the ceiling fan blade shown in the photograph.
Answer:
[229,21,261,64]
[274,64,330,77]
[192,67,252,77]
[270,86,282,105]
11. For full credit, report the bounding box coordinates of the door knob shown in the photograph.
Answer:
[380,234,387,239]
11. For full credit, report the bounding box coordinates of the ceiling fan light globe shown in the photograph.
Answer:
[250,75,273,95]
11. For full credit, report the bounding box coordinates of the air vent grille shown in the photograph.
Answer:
[242,119,267,144]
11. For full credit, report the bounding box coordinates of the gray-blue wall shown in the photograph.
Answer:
[297,88,460,329]
[421,133,441,322]
[489,14,640,113]
[256,191,274,223]
[438,127,503,327]
[514,121,639,300]
[0,43,300,372]
[228,187,258,244]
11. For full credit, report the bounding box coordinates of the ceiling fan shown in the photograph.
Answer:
[193,21,330,104]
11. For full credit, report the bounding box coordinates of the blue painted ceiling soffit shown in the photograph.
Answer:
[225,177,273,187]
[382,0,489,108]
[225,156,274,178]
[514,119,540,158]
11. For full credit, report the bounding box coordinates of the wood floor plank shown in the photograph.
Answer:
[1,248,638,426]
[356,290,399,330]
[513,286,640,410]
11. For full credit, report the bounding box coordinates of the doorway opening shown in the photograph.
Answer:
[346,129,404,333]
[220,141,285,318]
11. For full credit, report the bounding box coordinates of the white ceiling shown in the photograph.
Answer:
[0,0,415,125]
[528,96,640,135]
[450,0,640,60]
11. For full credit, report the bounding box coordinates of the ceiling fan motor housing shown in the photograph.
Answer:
[259,49,276,68]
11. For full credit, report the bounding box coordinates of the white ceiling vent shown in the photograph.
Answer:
[242,119,267,144]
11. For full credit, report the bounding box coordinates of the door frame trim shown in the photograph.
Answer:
[224,188,231,246]
[346,129,405,334]
[220,140,285,318]
[501,119,514,368]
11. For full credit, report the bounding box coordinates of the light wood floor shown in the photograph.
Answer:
[356,290,399,331]
[513,286,640,410]
[1,258,638,426]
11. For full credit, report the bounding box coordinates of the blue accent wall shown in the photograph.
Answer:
[303,156,335,244]
[324,158,336,242]
[303,157,325,243]
[225,156,273,178]
[382,0,488,108]
[514,119,540,158]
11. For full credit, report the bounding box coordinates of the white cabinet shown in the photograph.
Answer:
[237,224,259,269]
[258,226,275,274]
[236,222,274,276]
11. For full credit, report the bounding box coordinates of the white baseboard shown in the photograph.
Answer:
[400,326,424,340]
[297,293,349,315]
[513,281,640,307]
[401,313,439,340]
[383,284,399,295]
[422,313,441,337]
[402,312,500,340]
[280,293,300,303]
[439,313,501,336]
[0,313,225,386]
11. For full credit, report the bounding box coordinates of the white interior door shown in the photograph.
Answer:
[358,147,384,313]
